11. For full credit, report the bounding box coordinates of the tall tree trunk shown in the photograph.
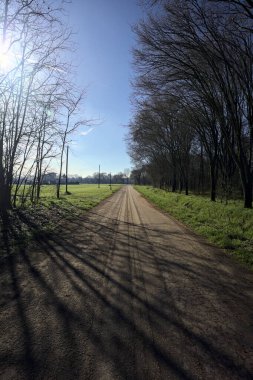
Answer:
[57,133,67,199]
[210,161,218,202]
[65,145,69,194]
[235,147,253,208]
[240,168,253,208]
[199,143,204,194]
[0,185,7,214]
[243,179,252,208]
[0,182,12,221]
[185,176,189,195]
[172,168,177,192]
[0,161,12,217]
[179,176,183,193]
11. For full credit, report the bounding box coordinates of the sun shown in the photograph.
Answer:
[0,42,16,72]
[0,52,10,70]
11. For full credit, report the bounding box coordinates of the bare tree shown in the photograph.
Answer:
[56,91,87,199]
[0,0,87,219]
[131,0,253,207]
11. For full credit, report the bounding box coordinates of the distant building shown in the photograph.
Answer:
[43,172,57,184]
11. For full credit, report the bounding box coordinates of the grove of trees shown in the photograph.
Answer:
[0,0,86,218]
[128,0,253,208]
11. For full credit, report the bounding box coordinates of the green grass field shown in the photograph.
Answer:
[15,183,121,210]
[38,184,121,210]
[135,186,253,269]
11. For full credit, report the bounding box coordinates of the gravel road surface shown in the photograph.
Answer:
[0,185,253,379]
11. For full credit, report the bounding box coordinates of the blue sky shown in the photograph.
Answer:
[64,0,145,176]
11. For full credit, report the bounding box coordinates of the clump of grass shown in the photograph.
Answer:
[135,186,253,269]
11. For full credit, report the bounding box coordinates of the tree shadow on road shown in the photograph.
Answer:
[0,206,253,379]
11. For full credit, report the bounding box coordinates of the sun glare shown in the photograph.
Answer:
[0,52,10,70]
[0,42,16,72]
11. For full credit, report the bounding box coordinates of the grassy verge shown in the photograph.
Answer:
[1,184,121,255]
[135,186,253,269]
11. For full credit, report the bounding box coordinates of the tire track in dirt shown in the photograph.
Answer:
[63,187,128,380]
[127,187,197,379]
[128,186,253,379]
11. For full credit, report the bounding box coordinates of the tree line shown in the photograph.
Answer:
[27,171,131,185]
[0,0,86,218]
[82,171,130,185]
[128,0,253,208]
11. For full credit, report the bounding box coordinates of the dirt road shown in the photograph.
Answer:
[0,186,253,379]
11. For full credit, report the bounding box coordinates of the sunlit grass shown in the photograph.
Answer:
[39,184,121,210]
[14,183,121,211]
[135,186,253,269]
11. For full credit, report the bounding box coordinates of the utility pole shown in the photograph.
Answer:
[109,172,112,190]
[98,164,100,188]
[65,145,69,194]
